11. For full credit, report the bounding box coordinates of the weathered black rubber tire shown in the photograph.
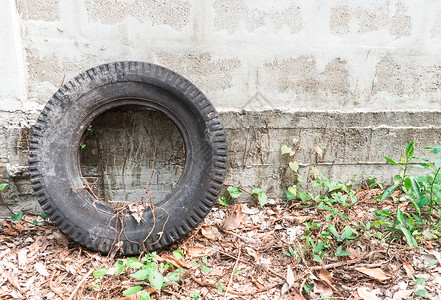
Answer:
[29,62,228,255]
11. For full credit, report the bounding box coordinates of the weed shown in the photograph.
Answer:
[375,142,441,247]
[222,185,268,207]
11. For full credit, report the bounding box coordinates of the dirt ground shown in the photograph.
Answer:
[1,189,441,299]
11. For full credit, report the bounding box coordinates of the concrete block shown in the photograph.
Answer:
[373,57,441,97]
[156,52,241,92]
[330,2,411,37]
[212,0,302,34]
[84,0,191,30]
[16,0,59,21]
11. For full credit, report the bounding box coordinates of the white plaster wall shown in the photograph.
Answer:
[4,0,441,112]
[0,0,27,111]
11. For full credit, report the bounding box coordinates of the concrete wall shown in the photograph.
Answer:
[2,0,441,215]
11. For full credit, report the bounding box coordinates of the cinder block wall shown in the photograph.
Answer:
[1,0,441,216]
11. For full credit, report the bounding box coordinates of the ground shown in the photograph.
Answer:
[0,188,441,299]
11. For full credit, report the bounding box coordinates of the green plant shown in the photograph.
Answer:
[375,142,441,247]
[251,188,268,206]
[281,139,308,201]
[114,252,184,298]
[412,276,430,299]
[218,196,229,206]
[224,185,268,207]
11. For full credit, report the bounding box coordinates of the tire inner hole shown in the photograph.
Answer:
[79,105,185,207]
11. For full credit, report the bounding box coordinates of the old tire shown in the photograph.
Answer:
[29,62,228,255]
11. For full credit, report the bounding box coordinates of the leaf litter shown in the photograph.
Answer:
[0,192,440,299]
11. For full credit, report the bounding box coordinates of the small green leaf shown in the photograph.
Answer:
[415,289,429,297]
[173,248,184,260]
[281,145,294,156]
[335,245,352,256]
[251,188,263,195]
[148,271,164,291]
[139,291,151,300]
[91,280,101,288]
[409,197,421,216]
[201,256,208,264]
[428,259,438,267]
[200,265,212,273]
[218,196,229,206]
[435,158,441,169]
[396,208,406,225]
[328,225,340,239]
[381,185,398,201]
[432,146,441,154]
[93,266,107,278]
[286,189,295,201]
[227,186,242,198]
[417,195,430,209]
[40,211,48,219]
[393,175,403,185]
[258,192,268,207]
[0,183,7,191]
[289,161,299,172]
[404,177,412,190]
[312,254,323,263]
[217,283,224,294]
[131,268,150,280]
[167,272,180,282]
[126,257,144,269]
[190,293,200,300]
[383,156,399,165]
[11,211,24,221]
[116,260,125,275]
[32,219,38,225]
[405,142,414,158]
[409,177,420,199]
[123,286,142,296]
[397,224,418,248]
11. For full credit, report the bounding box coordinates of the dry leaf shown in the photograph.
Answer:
[313,280,333,297]
[392,290,413,300]
[222,204,245,231]
[398,201,409,211]
[34,262,50,277]
[157,255,195,269]
[18,248,28,268]
[400,259,415,278]
[281,283,290,296]
[425,241,434,250]
[186,247,213,258]
[318,268,333,285]
[116,295,137,300]
[347,247,361,260]
[357,287,380,300]
[355,267,390,282]
[245,247,260,263]
[201,226,216,240]
[428,250,441,264]
[286,265,295,287]
[281,265,295,296]
[15,222,24,232]
[128,203,145,224]
[0,265,21,291]
[3,229,19,236]
[290,216,313,223]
